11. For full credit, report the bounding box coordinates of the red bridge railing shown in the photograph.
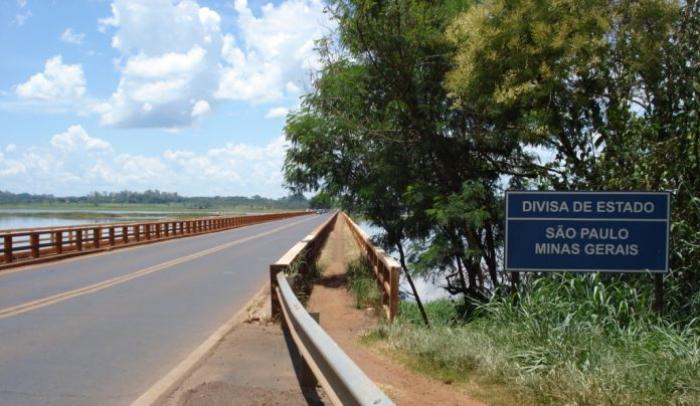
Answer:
[0,211,309,270]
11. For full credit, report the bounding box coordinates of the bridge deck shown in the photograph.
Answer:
[0,214,330,405]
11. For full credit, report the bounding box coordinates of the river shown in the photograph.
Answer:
[0,209,182,231]
[358,220,452,302]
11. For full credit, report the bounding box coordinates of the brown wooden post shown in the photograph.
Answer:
[30,233,40,258]
[109,227,115,246]
[76,229,83,251]
[156,223,161,239]
[134,225,141,241]
[55,231,63,254]
[145,224,151,240]
[3,235,12,263]
[93,228,101,248]
[122,226,128,243]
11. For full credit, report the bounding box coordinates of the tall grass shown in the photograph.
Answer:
[364,274,700,405]
[346,256,383,310]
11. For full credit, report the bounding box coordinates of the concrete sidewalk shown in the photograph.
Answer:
[158,291,328,406]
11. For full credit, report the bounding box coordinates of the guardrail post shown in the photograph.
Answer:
[122,226,128,243]
[270,264,285,320]
[30,233,40,258]
[109,227,115,246]
[3,235,11,263]
[76,229,83,251]
[145,224,151,240]
[55,231,63,254]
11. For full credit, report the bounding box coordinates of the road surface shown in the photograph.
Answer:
[0,213,330,405]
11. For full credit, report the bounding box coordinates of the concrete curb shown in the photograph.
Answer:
[130,282,271,406]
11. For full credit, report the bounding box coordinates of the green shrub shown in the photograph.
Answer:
[399,299,460,326]
[346,256,383,310]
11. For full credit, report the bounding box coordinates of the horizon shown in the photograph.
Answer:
[0,0,331,198]
[0,188,305,200]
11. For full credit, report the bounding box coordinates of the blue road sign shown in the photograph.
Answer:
[505,191,670,273]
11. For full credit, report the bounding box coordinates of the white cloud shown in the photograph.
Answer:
[191,99,210,117]
[0,126,289,196]
[93,0,331,128]
[216,0,331,103]
[50,125,112,153]
[61,28,85,45]
[4,1,331,129]
[265,107,288,119]
[162,135,288,193]
[15,55,86,102]
[97,0,222,128]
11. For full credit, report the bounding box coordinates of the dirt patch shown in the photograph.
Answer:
[306,219,484,406]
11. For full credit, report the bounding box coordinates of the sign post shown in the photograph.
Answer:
[505,191,670,310]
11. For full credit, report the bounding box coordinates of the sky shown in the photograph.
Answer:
[0,0,333,197]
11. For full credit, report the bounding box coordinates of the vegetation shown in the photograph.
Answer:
[283,0,700,402]
[366,275,700,404]
[0,190,309,211]
[346,256,383,310]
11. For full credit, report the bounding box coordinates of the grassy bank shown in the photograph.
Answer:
[362,274,700,405]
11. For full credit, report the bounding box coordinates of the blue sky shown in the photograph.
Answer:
[0,0,332,197]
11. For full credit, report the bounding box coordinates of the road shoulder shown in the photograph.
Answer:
[156,288,328,406]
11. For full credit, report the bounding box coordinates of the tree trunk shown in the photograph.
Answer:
[397,242,430,327]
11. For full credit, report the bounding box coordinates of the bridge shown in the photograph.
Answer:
[0,212,397,405]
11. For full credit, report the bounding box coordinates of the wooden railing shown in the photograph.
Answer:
[269,212,394,406]
[342,212,400,321]
[0,211,309,270]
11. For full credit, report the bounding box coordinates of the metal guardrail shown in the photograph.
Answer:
[0,211,309,269]
[342,213,400,321]
[270,212,395,406]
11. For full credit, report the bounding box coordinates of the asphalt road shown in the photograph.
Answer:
[0,213,330,405]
